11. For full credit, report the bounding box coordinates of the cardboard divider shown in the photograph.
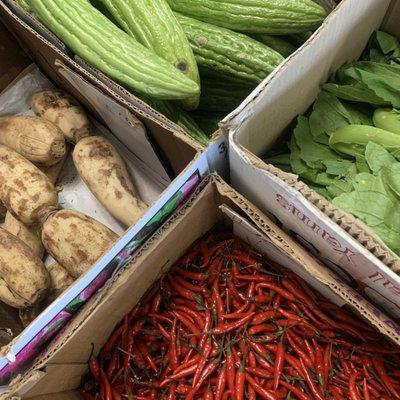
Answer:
[4,174,400,399]
[228,0,400,318]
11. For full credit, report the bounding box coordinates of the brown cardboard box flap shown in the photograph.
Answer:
[7,174,400,398]
[239,143,400,273]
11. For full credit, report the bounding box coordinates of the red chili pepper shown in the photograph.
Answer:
[323,343,331,392]
[88,357,101,381]
[99,323,126,359]
[113,388,122,400]
[80,391,96,400]
[245,366,273,379]
[279,380,311,400]
[169,277,196,301]
[169,318,179,370]
[171,305,205,329]
[174,275,207,294]
[213,312,254,335]
[213,279,224,324]
[299,358,325,400]
[204,388,214,400]
[235,363,245,400]
[372,357,400,399]
[222,390,232,400]
[173,311,202,336]
[172,267,207,282]
[314,342,324,388]
[192,337,212,386]
[251,310,275,325]
[185,359,218,400]
[215,366,227,400]
[245,372,279,400]
[255,282,296,302]
[226,346,236,394]
[286,332,313,369]
[167,383,177,400]
[160,363,198,388]
[363,378,370,400]
[99,368,113,400]
[349,372,361,400]
[273,342,285,391]
[277,307,304,323]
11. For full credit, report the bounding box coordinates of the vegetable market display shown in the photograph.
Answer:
[266,31,400,256]
[0,89,147,332]
[82,233,400,400]
[16,0,328,144]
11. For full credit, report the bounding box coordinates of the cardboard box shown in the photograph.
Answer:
[227,0,400,318]
[3,173,400,399]
[0,0,338,143]
[0,26,228,387]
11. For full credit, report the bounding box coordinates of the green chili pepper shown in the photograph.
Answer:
[329,124,400,157]
[373,108,400,135]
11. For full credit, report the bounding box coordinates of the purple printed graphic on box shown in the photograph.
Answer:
[0,171,201,385]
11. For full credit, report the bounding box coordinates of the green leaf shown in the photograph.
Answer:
[323,82,387,106]
[367,31,400,65]
[289,134,318,182]
[309,92,353,140]
[294,116,342,170]
[365,141,396,173]
[327,178,354,198]
[333,172,400,255]
[346,62,400,108]
[323,159,357,178]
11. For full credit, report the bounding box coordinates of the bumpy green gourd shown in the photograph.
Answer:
[251,34,296,58]
[27,0,199,100]
[145,98,209,145]
[15,0,33,12]
[175,13,284,84]
[167,0,327,35]
[96,0,200,111]
[198,77,254,113]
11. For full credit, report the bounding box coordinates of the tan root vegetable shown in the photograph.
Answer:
[0,229,50,307]
[73,136,147,227]
[3,151,68,257]
[3,213,43,258]
[0,116,66,166]
[48,262,74,292]
[32,90,91,143]
[0,145,58,224]
[0,277,29,308]
[42,209,118,278]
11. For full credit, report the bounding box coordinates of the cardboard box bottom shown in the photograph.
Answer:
[7,174,400,399]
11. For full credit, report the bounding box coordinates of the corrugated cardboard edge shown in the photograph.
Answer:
[239,145,400,272]
[0,1,204,154]
[5,174,400,399]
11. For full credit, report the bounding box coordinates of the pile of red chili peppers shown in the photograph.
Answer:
[81,233,400,400]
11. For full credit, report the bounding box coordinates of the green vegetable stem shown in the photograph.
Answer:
[373,108,400,135]
[329,124,400,158]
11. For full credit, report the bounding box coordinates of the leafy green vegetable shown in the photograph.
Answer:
[309,91,372,144]
[266,31,400,254]
[294,116,342,170]
[366,31,400,65]
[324,61,400,107]
[333,143,400,254]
